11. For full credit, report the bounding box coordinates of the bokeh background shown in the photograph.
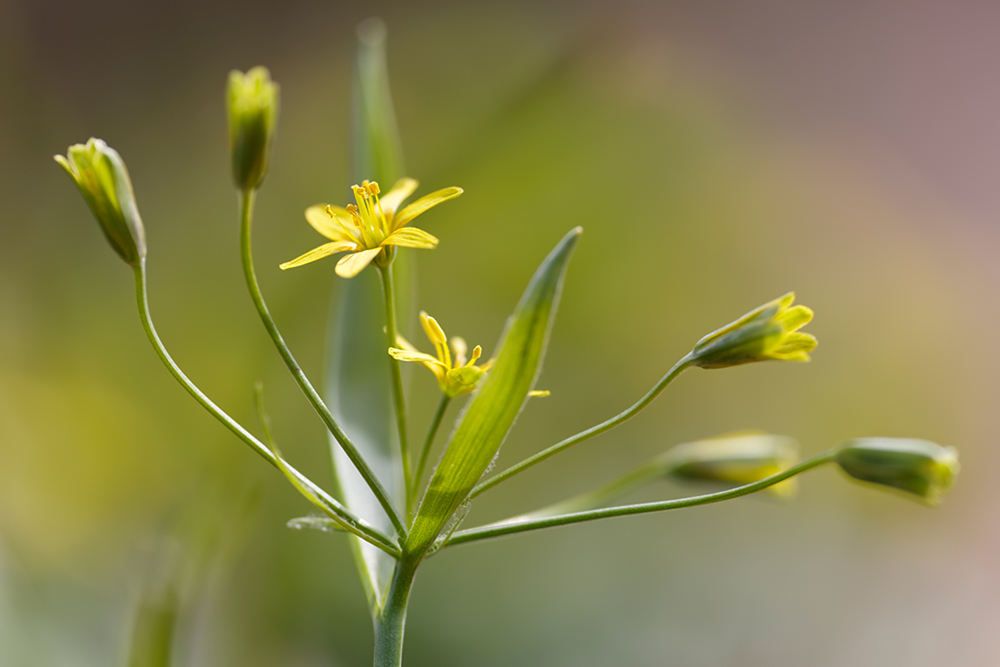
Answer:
[1,1,998,665]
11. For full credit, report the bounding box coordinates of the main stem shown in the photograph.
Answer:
[377,262,412,515]
[238,189,406,538]
[373,557,419,667]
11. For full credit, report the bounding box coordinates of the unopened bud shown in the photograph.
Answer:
[691,293,817,369]
[55,138,147,266]
[227,67,279,190]
[666,433,800,497]
[834,438,959,506]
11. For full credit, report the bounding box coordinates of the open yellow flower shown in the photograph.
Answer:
[389,312,493,398]
[280,178,462,278]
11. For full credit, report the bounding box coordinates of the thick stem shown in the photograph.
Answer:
[377,262,412,515]
[238,189,407,538]
[411,394,451,508]
[373,558,419,667]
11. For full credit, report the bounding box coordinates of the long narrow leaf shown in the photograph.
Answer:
[408,227,582,553]
[326,18,409,612]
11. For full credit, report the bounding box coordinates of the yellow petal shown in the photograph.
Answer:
[388,348,446,367]
[279,241,357,270]
[392,187,463,230]
[389,347,445,381]
[382,227,439,249]
[775,305,813,332]
[305,205,354,241]
[335,247,382,278]
[380,177,419,218]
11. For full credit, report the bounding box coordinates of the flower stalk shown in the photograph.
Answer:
[377,262,413,514]
[238,188,407,538]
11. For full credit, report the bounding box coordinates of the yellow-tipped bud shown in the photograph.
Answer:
[55,138,147,266]
[665,433,800,497]
[690,293,817,369]
[226,66,279,191]
[833,438,959,506]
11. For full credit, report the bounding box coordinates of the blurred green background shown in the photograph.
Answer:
[1,1,997,665]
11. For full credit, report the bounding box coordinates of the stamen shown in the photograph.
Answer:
[367,181,380,196]
[468,345,482,366]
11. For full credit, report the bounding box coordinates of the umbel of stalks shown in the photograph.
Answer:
[54,138,147,266]
[227,66,279,191]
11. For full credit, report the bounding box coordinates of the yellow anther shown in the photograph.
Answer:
[528,390,551,397]
[423,314,448,346]
[352,184,368,199]
[325,205,337,218]
[346,204,359,214]
[367,181,381,196]
[468,345,482,365]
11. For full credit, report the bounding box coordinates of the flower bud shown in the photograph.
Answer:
[55,138,147,266]
[227,67,279,191]
[833,438,959,506]
[666,433,800,497]
[690,292,817,369]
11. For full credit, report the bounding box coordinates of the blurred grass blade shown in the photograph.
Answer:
[408,227,582,553]
[128,569,178,667]
[326,17,410,613]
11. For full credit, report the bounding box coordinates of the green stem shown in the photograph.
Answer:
[411,395,450,508]
[445,451,835,547]
[376,262,412,515]
[373,557,419,667]
[470,356,693,499]
[132,261,398,556]
[238,189,406,539]
[524,456,674,519]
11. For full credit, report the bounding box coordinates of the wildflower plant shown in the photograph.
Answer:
[55,20,959,667]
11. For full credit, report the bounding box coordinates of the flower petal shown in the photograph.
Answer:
[392,187,463,230]
[304,205,354,241]
[770,332,817,361]
[335,247,382,278]
[389,347,446,381]
[382,227,439,249]
[775,304,813,333]
[279,241,357,270]
[388,348,445,367]
[380,177,419,218]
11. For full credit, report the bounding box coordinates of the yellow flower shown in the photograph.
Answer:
[389,312,494,398]
[280,178,462,278]
[690,292,817,369]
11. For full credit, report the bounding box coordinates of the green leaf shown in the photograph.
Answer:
[407,227,582,554]
[326,18,410,613]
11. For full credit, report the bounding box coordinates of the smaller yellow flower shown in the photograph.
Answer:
[389,312,494,398]
[280,178,462,278]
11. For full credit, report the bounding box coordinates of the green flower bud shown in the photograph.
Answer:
[54,138,147,266]
[690,292,817,369]
[227,67,279,191]
[666,433,800,497]
[833,438,959,506]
